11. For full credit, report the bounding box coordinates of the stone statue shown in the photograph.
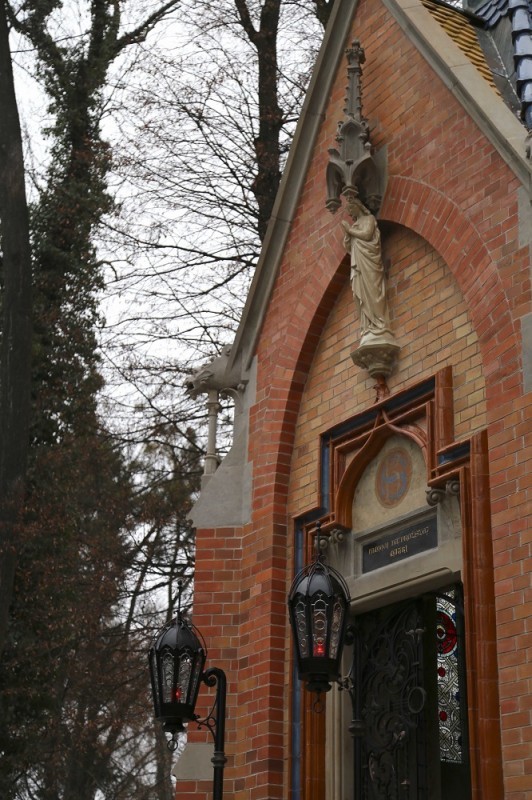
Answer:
[340,193,400,389]
[341,196,393,346]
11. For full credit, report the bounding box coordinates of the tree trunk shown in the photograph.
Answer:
[313,0,335,29]
[0,0,33,657]
[235,0,283,241]
[253,0,283,241]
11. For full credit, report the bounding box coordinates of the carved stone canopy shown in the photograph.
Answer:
[326,40,383,215]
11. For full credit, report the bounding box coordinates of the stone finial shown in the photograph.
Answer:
[326,40,383,215]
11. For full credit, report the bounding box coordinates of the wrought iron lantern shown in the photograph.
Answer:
[148,611,207,736]
[288,538,351,695]
[148,584,227,800]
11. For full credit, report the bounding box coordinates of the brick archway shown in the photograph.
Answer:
[379,175,521,392]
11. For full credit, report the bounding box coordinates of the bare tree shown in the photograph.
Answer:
[0,2,203,797]
[99,0,326,439]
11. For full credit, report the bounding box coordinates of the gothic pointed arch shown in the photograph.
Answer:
[379,176,521,392]
[334,412,428,530]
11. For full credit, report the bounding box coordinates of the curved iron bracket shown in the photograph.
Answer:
[193,667,227,800]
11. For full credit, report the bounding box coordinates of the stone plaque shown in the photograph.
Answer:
[362,516,437,573]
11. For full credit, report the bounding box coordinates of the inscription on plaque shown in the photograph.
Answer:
[362,516,437,573]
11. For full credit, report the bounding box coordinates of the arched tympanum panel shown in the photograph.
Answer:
[335,419,428,531]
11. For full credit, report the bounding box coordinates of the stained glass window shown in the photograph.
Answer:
[436,589,463,763]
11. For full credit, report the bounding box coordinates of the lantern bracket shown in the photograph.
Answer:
[190,667,228,800]
[165,666,228,798]
[344,623,356,647]
[337,623,356,695]
[195,667,227,744]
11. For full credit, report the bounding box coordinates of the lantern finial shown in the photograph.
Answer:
[177,578,183,617]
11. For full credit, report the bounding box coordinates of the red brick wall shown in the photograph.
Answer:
[183,0,531,797]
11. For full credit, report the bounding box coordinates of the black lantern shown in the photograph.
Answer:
[288,544,351,694]
[148,589,228,800]
[148,612,207,735]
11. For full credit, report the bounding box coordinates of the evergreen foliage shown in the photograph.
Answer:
[0,0,330,795]
[0,2,197,798]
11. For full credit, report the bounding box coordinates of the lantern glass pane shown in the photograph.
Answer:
[329,598,344,659]
[190,653,203,701]
[179,652,193,702]
[311,596,327,657]
[162,651,174,704]
[295,598,310,658]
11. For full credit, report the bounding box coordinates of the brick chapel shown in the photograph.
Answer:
[176,0,532,797]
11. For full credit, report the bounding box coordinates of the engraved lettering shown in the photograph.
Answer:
[390,546,408,557]
[368,541,390,555]
[362,517,437,574]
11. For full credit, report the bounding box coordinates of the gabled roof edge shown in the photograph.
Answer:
[387,0,532,181]
[228,0,532,381]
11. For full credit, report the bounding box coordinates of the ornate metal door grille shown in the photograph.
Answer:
[349,587,470,800]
